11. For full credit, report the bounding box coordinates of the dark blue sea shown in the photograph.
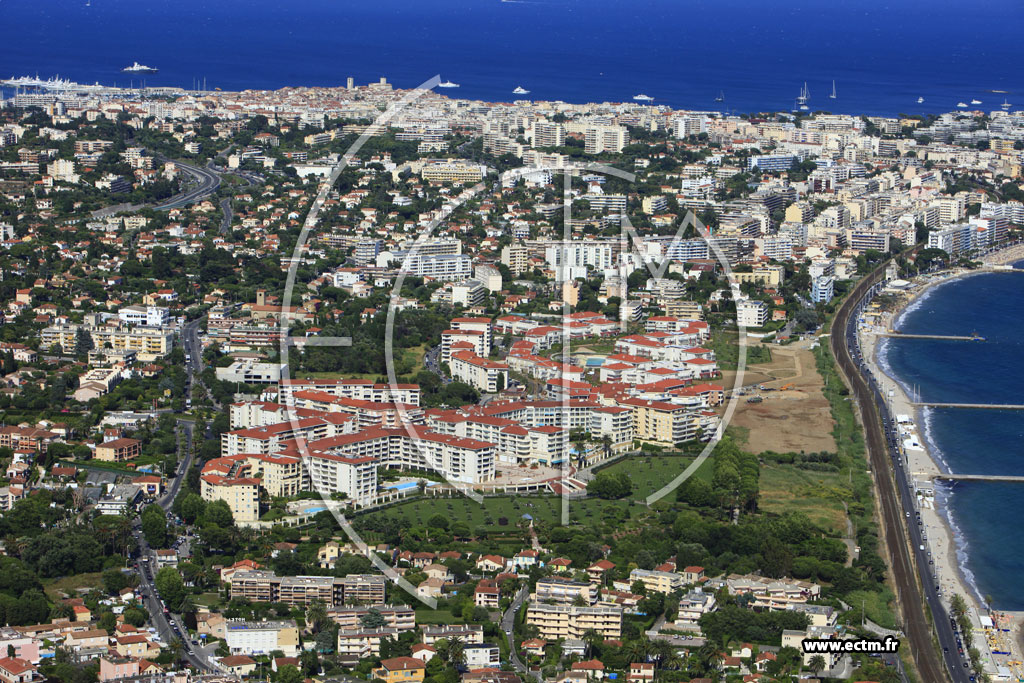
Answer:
[1,0,1023,116]
[879,266,1024,610]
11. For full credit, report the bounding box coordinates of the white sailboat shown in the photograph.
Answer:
[829,80,837,99]
[797,82,810,110]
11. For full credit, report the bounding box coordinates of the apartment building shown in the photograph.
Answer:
[533,121,565,148]
[584,126,629,154]
[500,243,531,275]
[450,352,509,393]
[525,603,622,640]
[229,571,386,607]
[278,379,420,406]
[628,568,684,594]
[420,162,486,184]
[200,472,259,524]
[305,427,496,492]
[618,398,699,445]
[736,300,768,328]
[534,578,595,605]
[117,305,170,327]
[327,605,415,631]
[225,620,299,656]
[811,276,835,304]
[41,324,174,359]
[94,438,141,463]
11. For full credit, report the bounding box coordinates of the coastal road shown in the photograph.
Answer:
[154,156,221,210]
[832,265,969,683]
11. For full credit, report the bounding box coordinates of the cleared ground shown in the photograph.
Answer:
[726,340,837,455]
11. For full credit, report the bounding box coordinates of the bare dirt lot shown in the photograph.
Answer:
[726,340,837,454]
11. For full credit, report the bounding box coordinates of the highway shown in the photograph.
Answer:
[832,264,971,683]
[154,157,221,210]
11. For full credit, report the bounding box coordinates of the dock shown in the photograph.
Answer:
[911,402,1024,410]
[880,332,985,341]
[935,474,1024,483]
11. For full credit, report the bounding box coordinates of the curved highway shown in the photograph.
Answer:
[832,262,970,683]
[154,157,221,210]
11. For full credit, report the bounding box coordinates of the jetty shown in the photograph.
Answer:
[934,474,1024,483]
[880,332,984,341]
[911,402,1024,410]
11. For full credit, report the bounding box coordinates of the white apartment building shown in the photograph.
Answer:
[451,352,509,394]
[584,126,629,154]
[736,300,768,328]
[118,305,171,327]
[225,620,299,656]
[545,242,614,281]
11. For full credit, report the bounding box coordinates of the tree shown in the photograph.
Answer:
[203,499,234,527]
[140,505,168,548]
[586,471,632,499]
[154,568,185,610]
[277,665,303,683]
[306,600,328,633]
[102,569,130,595]
[178,493,205,525]
[808,654,826,675]
[359,607,388,629]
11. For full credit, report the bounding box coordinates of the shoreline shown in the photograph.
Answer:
[859,255,1024,678]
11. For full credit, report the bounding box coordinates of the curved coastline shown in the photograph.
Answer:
[869,254,1024,616]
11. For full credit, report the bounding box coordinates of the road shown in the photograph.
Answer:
[502,586,531,677]
[154,157,221,210]
[424,344,451,384]
[831,263,969,683]
[130,317,222,672]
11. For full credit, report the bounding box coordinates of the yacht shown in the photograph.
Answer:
[917,96,925,104]
[714,90,725,102]
[512,86,530,95]
[970,98,982,105]
[1001,99,1012,110]
[956,101,968,108]
[633,93,654,102]
[796,81,810,104]
[437,78,459,88]
[829,80,837,99]
[123,62,158,73]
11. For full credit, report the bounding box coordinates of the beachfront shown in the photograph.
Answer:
[859,263,1024,681]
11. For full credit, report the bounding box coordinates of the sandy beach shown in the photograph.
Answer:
[859,261,1024,680]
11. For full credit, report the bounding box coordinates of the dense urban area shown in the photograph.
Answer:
[0,75,1022,683]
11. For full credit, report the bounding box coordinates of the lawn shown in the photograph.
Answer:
[708,329,772,370]
[362,494,647,533]
[413,609,464,625]
[758,464,849,535]
[597,453,714,501]
[43,572,105,601]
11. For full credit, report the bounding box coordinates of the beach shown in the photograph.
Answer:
[859,261,1024,680]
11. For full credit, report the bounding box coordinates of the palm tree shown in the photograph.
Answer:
[169,636,184,664]
[651,639,673,669]
[305,599,327,633]
[446,636,465,669]
[696,642,722,676]
[808,654,826,676]
[581,629,603,657]
[621,639,650,665]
